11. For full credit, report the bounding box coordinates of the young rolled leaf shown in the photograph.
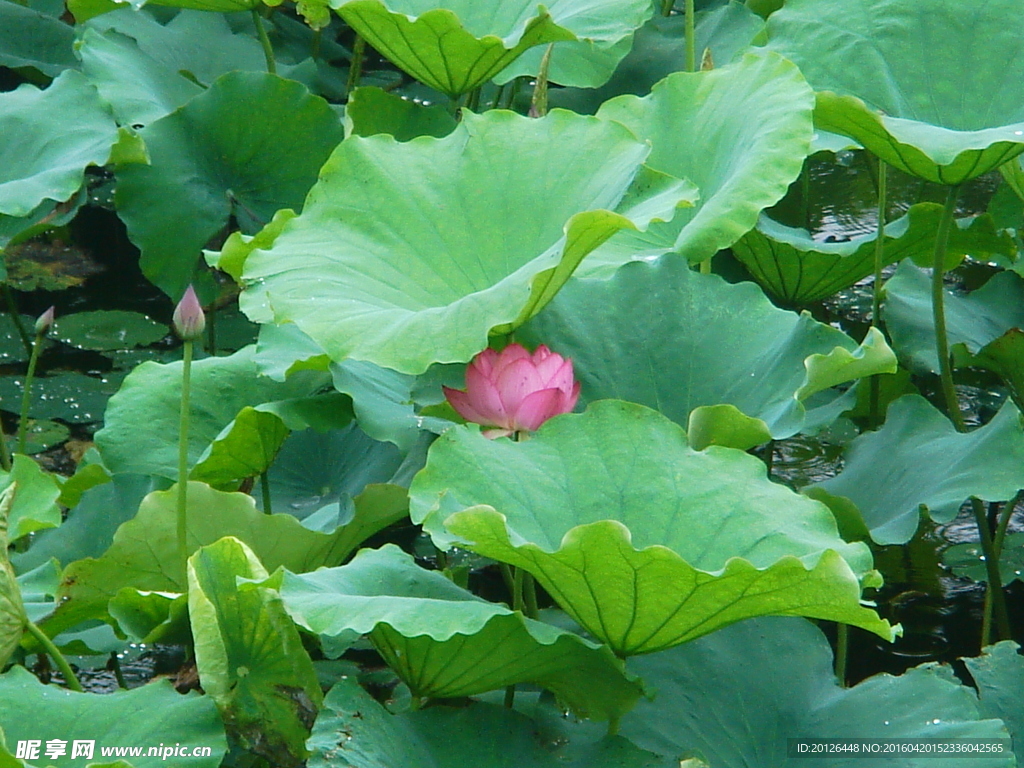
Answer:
[766,0,1024,184]
[411,400,894,656]
[0,70,117,217]
[0,666,227,768]
[0,486,25,670]
[620,616,1014,767]
[519,257,896,449]
[806,396,1024,545]
[309,677,669,768]
[581,50,813,273]
[115,71,344,298]
[332,0,653,98]
[189,537,322,768]
[239,109,696,374]
[278,544,644,721]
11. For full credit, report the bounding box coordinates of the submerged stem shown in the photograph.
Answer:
[931,184,964,431]
[177,340,194,587]
[25,620,82,692]
[251,9,276,75]
[868,160,888,428]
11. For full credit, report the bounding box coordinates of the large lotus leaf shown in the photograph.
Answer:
[309,678,670,768]
[189,537,321,768]
[278,544,643,721]
[0,667,226,767]
[0,454,62,542]
[965,642,1024,765]
[0,1,76,76]
[333,0,652,98]
[884,261,1024,374]
[411,401,893,656]
[620,616,1013,767]
[0,70,117,217]
[12,475,158,575]
[766,0,1024,184]
[115,71,344,299]
[520,257,896,446]
[734,204,1015,305]
[239,109,696,375]
[580,51,812,273]
[806,396,1024,546]
[95,345,329,480]
[47,482,408,635]
[263,426,407,519]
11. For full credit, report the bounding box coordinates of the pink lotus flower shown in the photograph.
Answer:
[172,284,206,341]
[443,344,581,438]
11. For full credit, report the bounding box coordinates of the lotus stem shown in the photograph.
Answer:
[684,0,696,72]
[931,184,964,432]
[346,35,366,98]
[868,160,888,428]
[0,417,10,472]
[206,305,216,356]
[177,339,193,587]
[993,490,1022,558]
[512,565,524,612]
[260,470,273,515]
[311,28,321,61]
[109,651,127,689]
[251,9,276,75]
[529,44,555,118]
[522,572,539,619]
[504,684,515,708]
[699,257,712,274]
[660,0,673,16]
[25,620,82,692]
[834,623,848,687]
[971,497,1011,646]
[490,83,507,110]
[17,330,45,455]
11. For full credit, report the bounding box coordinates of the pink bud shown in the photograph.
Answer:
[34,306,55,336]
[172,285,206,341]
[443,343,580,438]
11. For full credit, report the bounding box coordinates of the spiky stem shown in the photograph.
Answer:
[176,339,193,587]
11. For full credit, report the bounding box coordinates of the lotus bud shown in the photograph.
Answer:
[443,343,581,439]
[172,285,206,341]
[34,306,55,336]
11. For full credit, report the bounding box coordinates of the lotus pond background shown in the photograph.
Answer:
[1,0,1024,766]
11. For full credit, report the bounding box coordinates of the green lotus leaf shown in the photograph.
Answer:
[0,667,227,767]
[309,677,670,768]
[0,1,76,76]
[620,616,1013,767]
[964,642,1024,765]
[0,487,25,669]
[344,86,457,142]
[0,370,118,423]
[519,257,896,445]
[0,70,117,217]
[278,544,643,721]
[0,454,62,543]
[884,261,1024,374]
[807,396,1024,545]
[957,329,1024,414]
[0,192,85,254]
[496,34,637,90]
[12,474,158,575]
[580,50,812,273]
[411,401,894,656]
[262,426,407,519]
[333,0,653,98]
[108,587,189,644]
[239,109,696,374]
[47,482,408,635]
[52,310,168,351]
[944,533,1024,587]
[115,71,344,298]
[96,345,331,480]
[766,0,1024,184]
[253,321,330,380]
[733,203,1015,305]
[189,537,321,768]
